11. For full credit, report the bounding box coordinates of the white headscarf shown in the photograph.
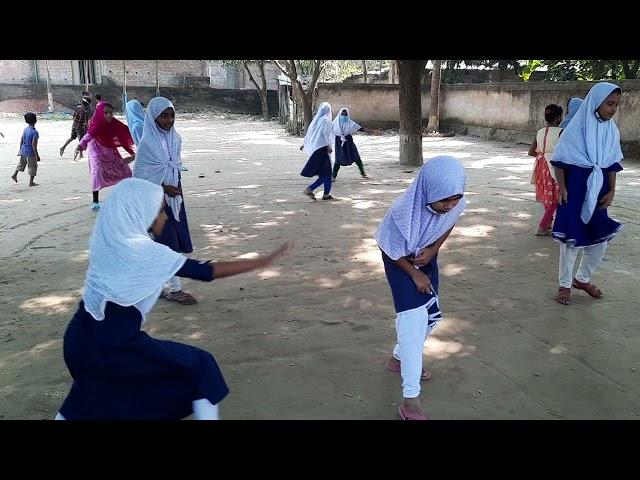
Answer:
[82,178,187,322]
[303,102,333,155]
[551,82,623,223]
[133,97,184,221]
[375,156,466,260]
[331,107,361,146]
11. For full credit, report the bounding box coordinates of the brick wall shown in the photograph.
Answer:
[101,60,208,87]
[209,61,280,90]
[0,60,35,83]
[0,83,279,116]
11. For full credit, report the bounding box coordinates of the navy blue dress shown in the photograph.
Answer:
[334,134,361,166]
[382,252,441,325]
[155,176,193,254]
[551,161,623,247]
[58,259,229,420]
[300,146,332,178]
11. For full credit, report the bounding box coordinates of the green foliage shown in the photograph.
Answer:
[543,60,640,80]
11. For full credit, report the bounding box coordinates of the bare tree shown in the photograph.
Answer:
[273,60,324,133]
[243,61,271,121]
[397,60,427,166]
[426,60,442,133]
[362,60,368,84]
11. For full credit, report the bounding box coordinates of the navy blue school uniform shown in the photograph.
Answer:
[551,161,623,247]
[300,146,332,178]
[58,259,228,420]
[382,253,442,327]
[334,134,362,166]
[156,175,193,254]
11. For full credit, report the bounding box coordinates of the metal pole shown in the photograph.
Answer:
[45,60,53,113]
[122,60,127,111]
[156,61,160,95]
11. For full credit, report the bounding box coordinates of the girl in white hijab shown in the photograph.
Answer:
[375,156,466,420]
[550,82,624,306]
[55,178,292,420]
[134,97,196,305]
[331,107,371,181]
[299,102,335,200]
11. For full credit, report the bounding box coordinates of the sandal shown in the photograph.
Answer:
[322,194,336,201]
[535,228,551,236]
[572,278,603,298]
[303,188,316,201]
[163,290,198,305]
[386,358,432,381]
[555,287,571,305]
[398,405,428,421]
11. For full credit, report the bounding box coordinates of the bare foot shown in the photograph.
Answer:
[11,174,17,183]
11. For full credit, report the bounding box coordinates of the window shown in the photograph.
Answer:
[78,60,96,85]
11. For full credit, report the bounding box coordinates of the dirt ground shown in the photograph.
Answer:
[1,114,639,420]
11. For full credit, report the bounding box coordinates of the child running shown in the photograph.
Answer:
[551,82,623,306]
[300,102,335,201]
[528,104,563,236]
[331,107,371,181]
[54,178,292,420]
[60,94,92,158]
[134,97,196,305]
[11,112,41,187]
[375,155,466,420]
[75,102,135,210]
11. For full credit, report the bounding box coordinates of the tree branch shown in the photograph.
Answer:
[243,61,262,92]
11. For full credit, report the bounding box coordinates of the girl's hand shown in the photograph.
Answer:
[599,191,614,209]
[163,185,182,197]
[410,246,435,267]
[411,271,432,294]
[558,185,568,204]
[261,241,295,268]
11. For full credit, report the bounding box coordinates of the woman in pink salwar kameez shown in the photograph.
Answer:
[76,102,136,210]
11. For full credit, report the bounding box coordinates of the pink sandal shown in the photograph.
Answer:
[386,359,432,381]
[398,405,429,421]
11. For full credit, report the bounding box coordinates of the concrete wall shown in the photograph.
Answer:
[316,81,640,157]
[0,82,279,116]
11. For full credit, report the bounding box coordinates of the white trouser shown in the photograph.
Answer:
[168,276,182,293]
[192,398,220,420]
[54,399,219,420]
[558,242,607,288]
[391,304,436,399]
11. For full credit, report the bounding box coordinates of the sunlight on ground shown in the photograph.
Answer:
[20,294,76,315]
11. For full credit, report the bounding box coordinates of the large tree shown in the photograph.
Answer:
[273,60,324,133]
[222,60,271,120]
[397,60,428,166]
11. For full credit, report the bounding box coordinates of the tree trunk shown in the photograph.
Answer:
[259,93,270,121]
[362,60,368,84]
[397,60,427,166]
[426,60,442,133]
[258,61,270,120]
[301,93,313,133]
[389,60,397,84]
